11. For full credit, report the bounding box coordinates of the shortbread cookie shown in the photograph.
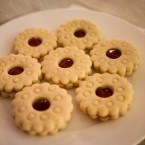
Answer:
[0,54,42,97]
[41,46,92,88]
[1,91,16,99]
[90,39,139,76]
[75,73,133,121]
[11,83,73,136]
[57,19,101,51]
[13,28,57,59]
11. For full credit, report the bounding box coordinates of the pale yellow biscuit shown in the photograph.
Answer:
[0,54,42,95]
[57,19,101,51]
[41,46,92,88]
[90,39,140,76]
[75,73,133,121]
[1,91,16,99]
[11,83,73,136]
[13,27,57,59]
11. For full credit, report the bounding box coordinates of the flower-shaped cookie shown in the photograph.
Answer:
[12,83,73,136]
[13,27,57,59]
[41,46,92,88]
[1,91,16,99]
[76,73,133,121]
[57,19,101,51]
[90,39,139,76]
[0,54,42,97]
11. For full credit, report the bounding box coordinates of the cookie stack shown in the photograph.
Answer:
[0,18,140,136]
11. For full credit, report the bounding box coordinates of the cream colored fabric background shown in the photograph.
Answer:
[77,0,145,29]
[0,0,145,29]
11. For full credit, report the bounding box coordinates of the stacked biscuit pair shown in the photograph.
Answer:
[0,19,139,136]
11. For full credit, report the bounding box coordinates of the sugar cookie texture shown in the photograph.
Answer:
[1,91,16,99]
[13,28,57,59]
[0,54,42,98]
[76,73,133,121]
[12,83,73,136]
[41,46,92,88]
[90,39,140,76]
[57,19,101,51]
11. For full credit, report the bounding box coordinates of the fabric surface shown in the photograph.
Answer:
[0,0,145,29]
[77,0,145,29]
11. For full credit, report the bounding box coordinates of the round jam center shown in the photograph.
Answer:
[8,67,24,75]
[74,29,86,38]
[33,98,50,111]
[96,87,113,98]
[28,37,42,47]
[59,58,73,68]
[106,48,121,59]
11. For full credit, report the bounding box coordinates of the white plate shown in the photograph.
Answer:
[0,9,145,145]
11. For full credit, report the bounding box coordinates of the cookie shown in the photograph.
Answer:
[11,83,73,136]
[0,54,42,97]
[13,27,57,59]
[57,19,101,51]
[75,73,133,121]
[41,46,92,88]
[90,39,140,76]
[1,91,16,99]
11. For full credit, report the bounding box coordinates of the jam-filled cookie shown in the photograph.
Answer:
[76,73,133,121]
[90,39,139,76]
[41,46,92,88]
[0,54,42,98]
[11,83,73,136]
[13,27,57,59]
[57,19,101,51]
[1,91,16,99]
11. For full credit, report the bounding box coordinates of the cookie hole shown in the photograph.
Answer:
[106,48,121,59]
[8,66,24,75]
[59,58,73,68]
[33,98,50,111]
[96,86,113,98]
[74,29,86,38]
[28,37,42,47]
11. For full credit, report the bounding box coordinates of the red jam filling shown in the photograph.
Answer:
[28,37,42,47]
[96,87,113,98]
[8,67,24,75]
[59,58,73,68]
[33,98,50,111]
[74,29,86,38]
[106,48,121,59]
